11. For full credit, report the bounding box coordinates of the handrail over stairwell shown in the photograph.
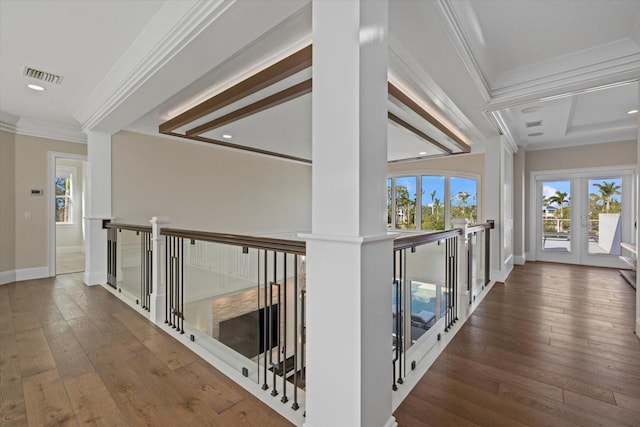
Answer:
[393,228,463,250]
[160,228,306,255]
[104,221,152,233]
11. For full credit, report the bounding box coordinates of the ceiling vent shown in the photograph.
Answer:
[23,66,63,85]
[525,120,543,128]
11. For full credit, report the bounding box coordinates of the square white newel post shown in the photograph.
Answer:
[150,217,170,325]
[453,218,470,321]
[304,1,396,426]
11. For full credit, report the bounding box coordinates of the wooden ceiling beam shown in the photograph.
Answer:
[388,82,471,153]
[159,44,312,134]
[388,112,453,155]
[186,79,312,136]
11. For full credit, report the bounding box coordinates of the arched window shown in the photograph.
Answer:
[388,172,479,231]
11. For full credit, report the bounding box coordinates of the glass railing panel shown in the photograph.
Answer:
[469,229,486,300]
[115,229,142,303]
[177,238,306,408]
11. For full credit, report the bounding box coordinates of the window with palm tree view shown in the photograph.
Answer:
[388,174,478,231]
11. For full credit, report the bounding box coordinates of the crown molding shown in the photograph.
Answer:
[434,0,492,103]
[436,0,640,109]
[75,0,235,133]
[0,111,85,143]
[485,110,517,153]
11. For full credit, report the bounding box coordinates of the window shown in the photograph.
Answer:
[388,173,479,231]
[55,167,75,224]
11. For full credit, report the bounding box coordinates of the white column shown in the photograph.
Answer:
[303,1,395,426]
[484,136,514,282]
[84,131,111,285]
[150,216,169,324]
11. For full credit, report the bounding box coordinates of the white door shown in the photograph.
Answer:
[534,168,635,267]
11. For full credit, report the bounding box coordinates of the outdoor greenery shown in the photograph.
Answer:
[55,176,71,223]
[542,180,621,234]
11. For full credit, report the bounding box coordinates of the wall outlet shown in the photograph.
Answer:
[24,211,31,219]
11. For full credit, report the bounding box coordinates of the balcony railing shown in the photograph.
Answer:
[160,228,307,412]
[391,220,493,390]
[104,218,494,423]
[105,222,152,311]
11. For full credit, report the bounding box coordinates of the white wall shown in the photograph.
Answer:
[111,131,311,234]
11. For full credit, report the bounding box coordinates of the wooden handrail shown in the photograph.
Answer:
[466,221,494,234]
[105,222,152,233]
[393,228,463,250]
[160,228,306,255]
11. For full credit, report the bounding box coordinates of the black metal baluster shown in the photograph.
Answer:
[262,250,269,391]
[281,253,288,404]
[270,251,279,397]
[179,237,184,334]
[453,236,458,323]
[165,236,169,324]
[292,254,299,411]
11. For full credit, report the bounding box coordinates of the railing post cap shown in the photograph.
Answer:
[150,216,170,225]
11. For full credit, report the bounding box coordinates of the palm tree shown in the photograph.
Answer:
[429,190,436,215]
[548,190,569,218]
[593,181,621,213]
[456,191,470,215]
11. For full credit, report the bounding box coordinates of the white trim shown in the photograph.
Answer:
[529,165,636,266]
[514,254,526,265]
[435,1,640,108]
[75,0,235,132]
[48,152,88,277]
[0,270,16,285]
[83,270,106,286]
[13,267,50,282]
[433,0,492,102]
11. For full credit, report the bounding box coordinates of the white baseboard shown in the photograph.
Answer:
[525,252,533,261]
[56,245,85,254]
[84,270,106,286]
[14,267,50,282]
[0,270,16,285]
[514,254,526,265]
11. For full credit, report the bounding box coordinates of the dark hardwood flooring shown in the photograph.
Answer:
[2,263,638,426]
[0,273,291,427]
[394,262,640,426]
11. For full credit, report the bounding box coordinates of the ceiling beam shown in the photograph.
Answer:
[159,44,312,133]
[186,79,312,136]
[388,82,471,153]
[388,112,453,155]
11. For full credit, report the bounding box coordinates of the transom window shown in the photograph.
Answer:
[387,173,479,231]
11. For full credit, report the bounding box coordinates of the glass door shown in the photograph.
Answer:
[535,169,634,267]
[537,179,579,264]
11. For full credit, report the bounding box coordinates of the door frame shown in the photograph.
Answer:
[529,165,636,266]
[48,151,88,276]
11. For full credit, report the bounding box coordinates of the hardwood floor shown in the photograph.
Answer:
[0,273,291,427]
[2,263,638,426]
[394,262,640,426]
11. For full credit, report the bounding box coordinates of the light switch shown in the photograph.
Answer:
[24,211,31,219]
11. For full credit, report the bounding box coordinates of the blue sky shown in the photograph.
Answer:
[543,178,622,207]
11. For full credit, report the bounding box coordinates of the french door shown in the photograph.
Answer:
[533,168,635,268]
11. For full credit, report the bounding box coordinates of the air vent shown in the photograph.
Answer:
[23,66,63,85]
[525,120,543,128]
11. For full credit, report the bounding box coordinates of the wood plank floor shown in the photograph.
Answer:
[0,273,291,427]
[2,263,638,426]
[394,262,640,426]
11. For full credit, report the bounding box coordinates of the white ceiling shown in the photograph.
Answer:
[0,0,638,157]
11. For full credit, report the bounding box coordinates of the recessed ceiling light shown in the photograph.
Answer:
[27,84,44,91]
[222,134,232,139]
[627,109,638,115]
[527,132,544,137]
[418,151,427,156]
